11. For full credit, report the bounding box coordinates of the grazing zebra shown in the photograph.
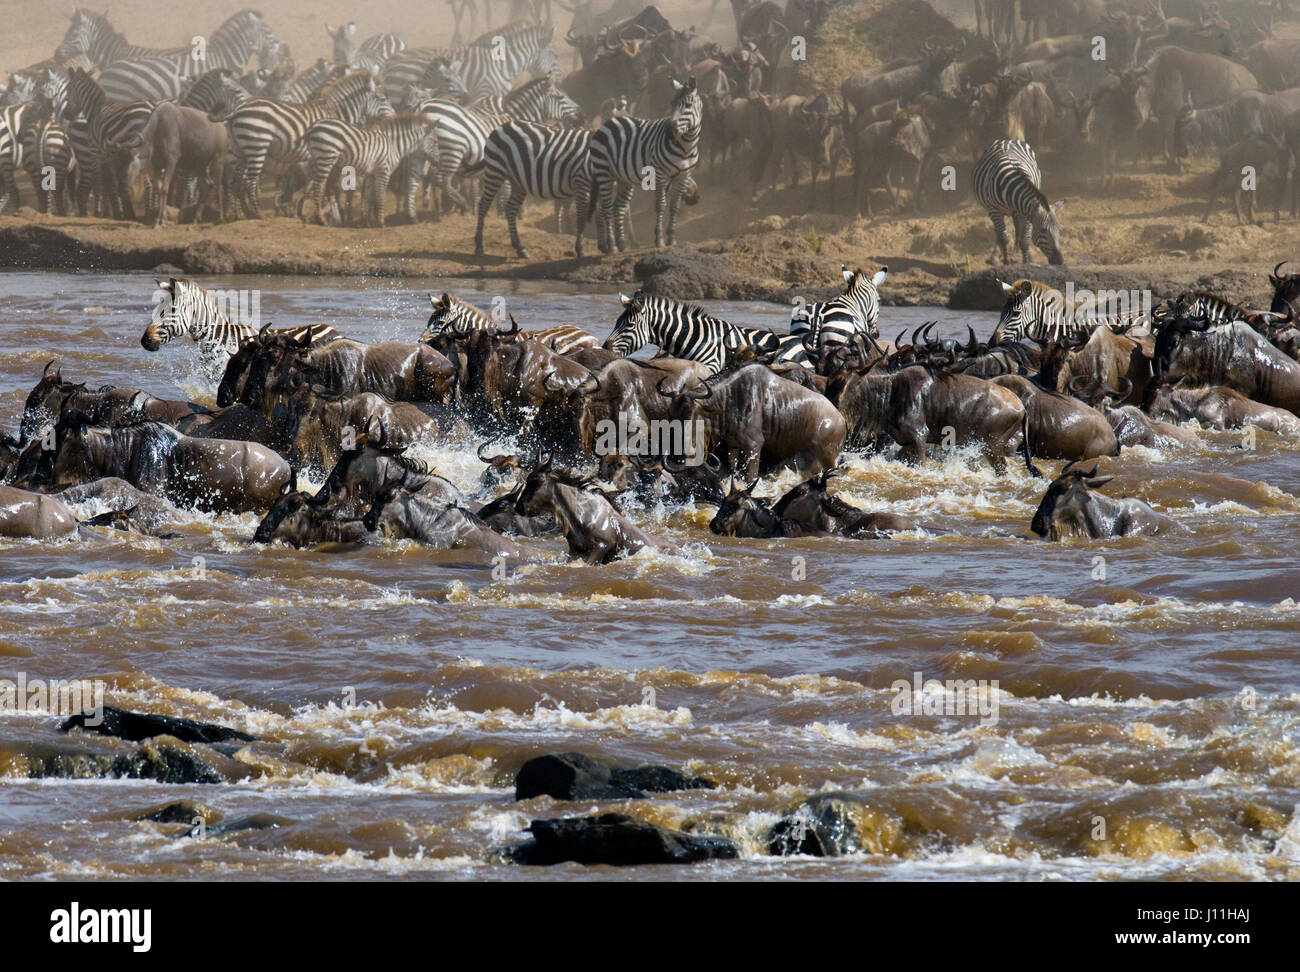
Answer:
[327,23,406,73]
[226,72,393,219]
[423,293,599,352]
[972,138,1064,266]
[301,113,440,226]
[20,118,77,215]
[992,279,1149,344]
[414,77,582,217]
[796,266,888,358]
[587,77,703,253]
[473,120,592,258]
[605,292,780,375]
[143,277,339,380]
[92,11,278,103]
[63,68,154,219]
[381,23,559,103]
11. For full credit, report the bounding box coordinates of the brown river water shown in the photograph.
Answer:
[1,271,1298,881]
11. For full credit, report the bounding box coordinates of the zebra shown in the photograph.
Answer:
[282,59,341,104]
[473,120,592,258]
[796,266,888,360]
[381,23,559,103]
[20,117,77,215]
[992,279,1149,344]
[605,291,780,375]
[143,277,339,381]
[1,72,37,106]
[423,293,600,350]
[327,23,406,74]
[62,68,154,219]
[413,76,582,218]
[225,71,393,219]
[88,11,278,103]
[972,138,1064,266]
[179,68,251,116]
[0,103,41,212]
[301,113,440,226]
[1167,291,1292,332]
[55,9,168,70]
[587,77,703,253]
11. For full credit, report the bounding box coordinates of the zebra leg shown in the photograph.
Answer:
[665,181,684,247]
[596,180,616,254]
[1013,213,1032,264]
[373,169,392,227]
[988,212,1010,264]
[614,183,635,252]
[505,183,528,257]
[653,183,668,249]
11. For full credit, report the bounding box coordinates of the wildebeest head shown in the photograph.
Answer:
[1029,461,1114,540]
[1269,261,1300,318]
[477,440,523,490]
[709,481,781,537]
[20,360,69,445]
[1151,298,1212,383]
[254,482,311,543]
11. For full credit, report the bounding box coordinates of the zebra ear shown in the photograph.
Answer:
[840,265,853,285]
[429,293,438,309]
[347,22,357,36]
[672,78,684,92]
[871,267,887,287]
[1051,199,1066,214]
[155,278,171,290]
[619,293,632,306]
[999,280,1015,295]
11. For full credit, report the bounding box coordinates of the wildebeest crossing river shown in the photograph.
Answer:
[1,271,1298,879]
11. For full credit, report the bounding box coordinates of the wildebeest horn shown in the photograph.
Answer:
[1068,375,1094,394]
[684,378,712,399]
[43,359,57,377]
[1274,261,1288,279]
[542,371,565,392]
[894,328,907,348]
[476,440,497,462]
[656,375,676,397]
[966,325,978,353]
[503,314,520,336]
[1107,377,1133,399]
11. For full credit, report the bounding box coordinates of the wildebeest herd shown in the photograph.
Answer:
[5,1,1300,257]
[3,260,1299,555]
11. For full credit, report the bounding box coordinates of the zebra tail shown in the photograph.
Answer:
[1021,409,1042,478]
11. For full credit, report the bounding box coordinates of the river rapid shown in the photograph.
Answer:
[1,271,1298,880]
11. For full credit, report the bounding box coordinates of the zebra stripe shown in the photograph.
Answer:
[329,23,406,74]
[605,291,779,375]
[179,68,250,116]
[993,279,1147,344]
[587,78,703,253]
[282,59,340,104]
[226,72,393,219]
[55,9,164,69]
[972,138,1063,266]
[798,266,887,355]
[0,103,39,210]
[474,120,592,257]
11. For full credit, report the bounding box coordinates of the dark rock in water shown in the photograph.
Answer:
[25,740,227,784]
[610,765,714,794]
[135,801,218,825]
[506,813,739,866]
[184,813,295,839]
[766,792,903,857]
[514,752,714,801]
[60,705,255,745]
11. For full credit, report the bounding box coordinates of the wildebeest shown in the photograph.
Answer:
[1203,133,1287,224]
[254,486,373,546]
[990,374,1119,460]
[276,383,439,477]
[1139,45,1259,165]
[0,484,78,539]
[363,485,527,558]
[1153,316,1300,415]
[119,101,227,226]
[772,467,918,536]
[663,364,845,481]
[1030,461,1180,539]
[1146,383,1300,436]
[834,365,1037,475]
[517,458,684,563]
[21,363,200,446]
[50,419,290,513]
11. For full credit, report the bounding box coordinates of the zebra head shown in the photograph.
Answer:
[605,292,655,356]
[669,77,702,139]
[55,9,113,66]
[993,279,1061,344]
[143,277,194,351]
[1030,192,1065,265]
[1,73,35,107]
[426,59,468,100]
[541,77,584,126]
[326,22,360,67]
[425,293,492,336]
